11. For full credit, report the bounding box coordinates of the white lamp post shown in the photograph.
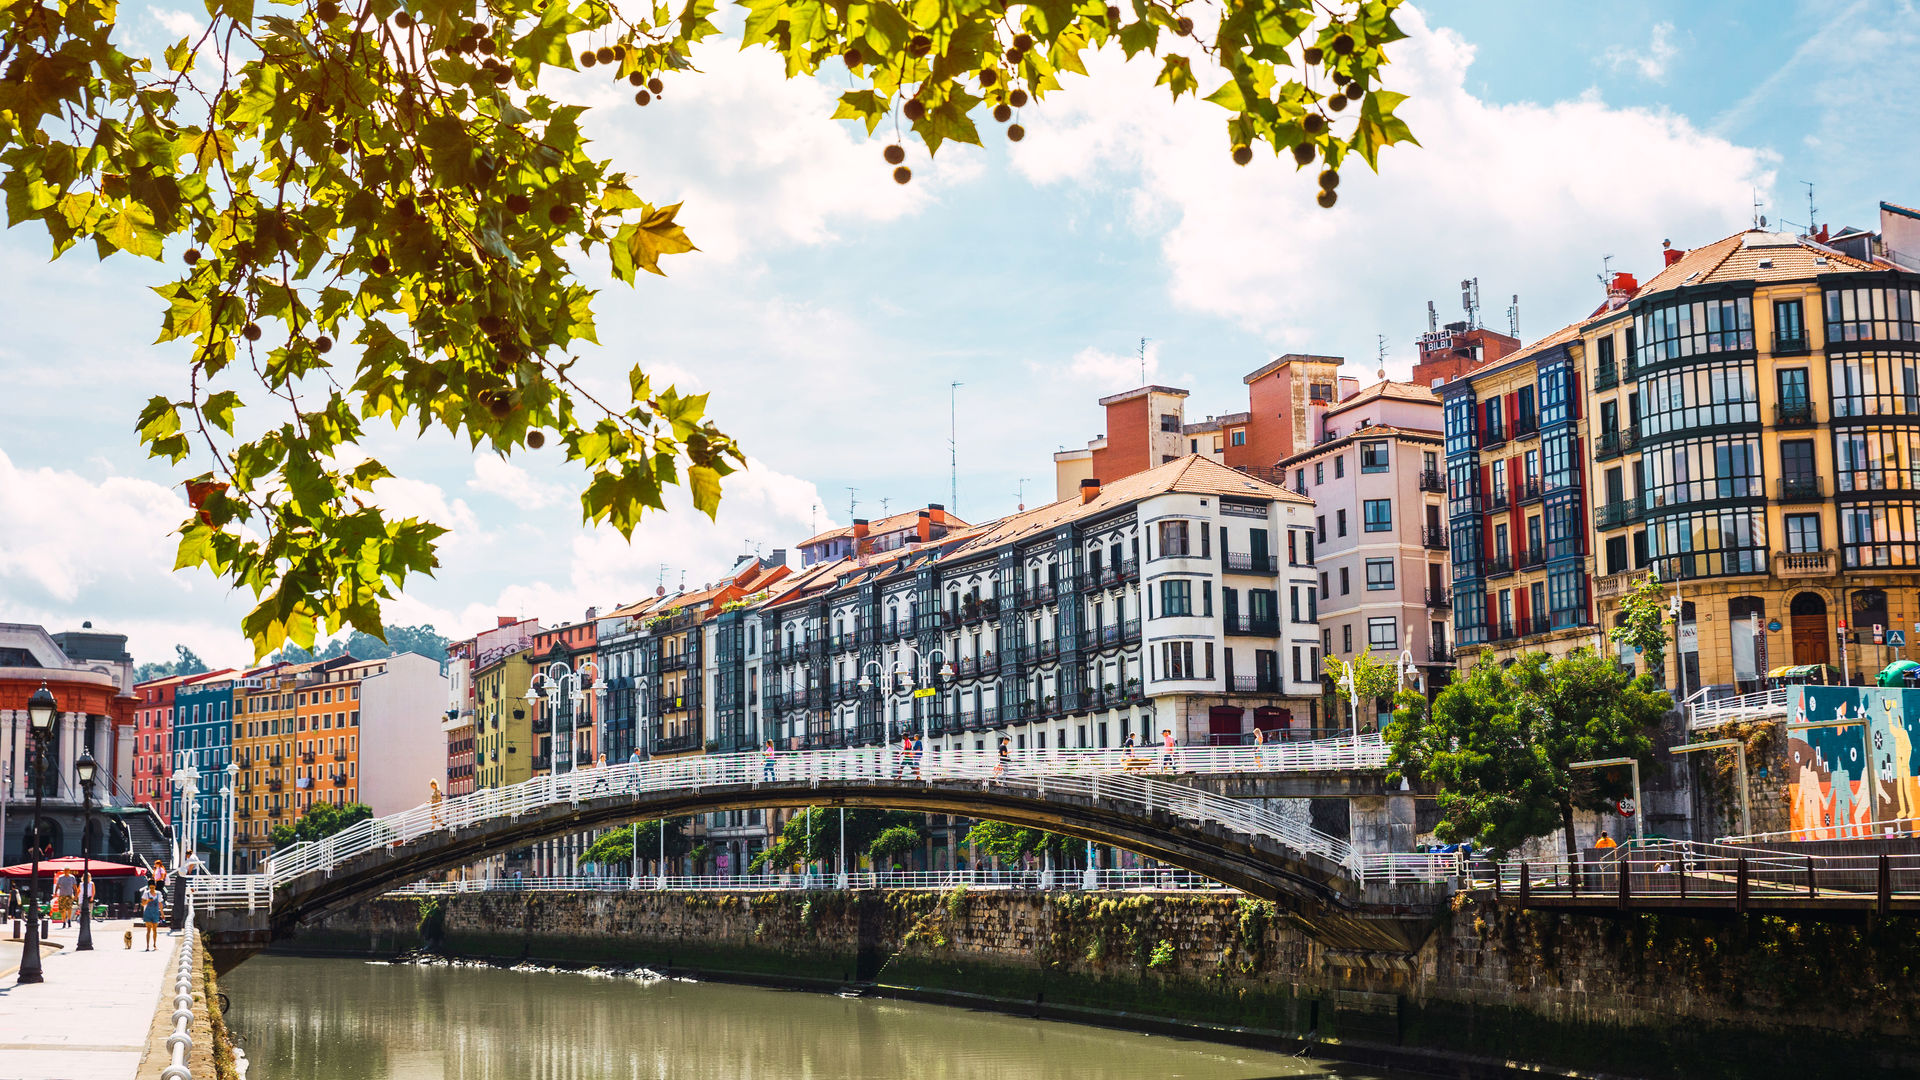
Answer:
[857,646,951,751]
[223,760,240,875]
[525,660,605,776]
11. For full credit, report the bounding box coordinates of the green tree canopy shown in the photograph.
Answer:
[866,824,923,866]
[750,806,924,870]
[1,0,1418,657]
[134,643,212,682]
[1386,649,1670,859]
[1614,572,1673,681]
[273,624,452,665]
[269,800,374,849]
[1323,649,1403,728]
[581,819,689,867]
[963,819,1077,865]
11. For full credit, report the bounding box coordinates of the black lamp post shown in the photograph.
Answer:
[17,682,56,985]
[75,748,96,952]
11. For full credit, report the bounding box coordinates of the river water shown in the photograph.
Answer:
[223,956,1415,1080]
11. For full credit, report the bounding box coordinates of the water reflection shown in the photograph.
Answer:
[223,957,1407,1080]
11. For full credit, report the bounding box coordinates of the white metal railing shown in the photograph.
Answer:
[251,745,1368,892]
[387,867,1236,895]
[159,892,199,1080]
[1688,686,1792,730]
[187,873,274,912]
[1353,851,1465,885]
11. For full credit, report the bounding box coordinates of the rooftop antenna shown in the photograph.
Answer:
[879,497,891,516]
[678,569,686,591]
[1751,188,1766,230]
[1376,335,1388,380]
[1138,337,1151,384]
[1801,180,1817,236]
[1596,255,1614,291]
[1015,477,1030,512]
[657,563,669,590]
[1426,301,1437,334]
[1460,278,1481,330]
[1507,294,1520,338]
[845,486,858,521]
[949,380,962,516]
[809,503,817,537]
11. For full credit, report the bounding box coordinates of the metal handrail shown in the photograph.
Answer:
[252,740,1391,890]
[388,868,1238,895]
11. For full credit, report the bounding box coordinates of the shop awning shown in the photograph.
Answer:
[0,856,145,878]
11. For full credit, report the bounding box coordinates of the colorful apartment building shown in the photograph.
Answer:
[527,615,601,774]
[1585,225,1920,690]
[233,661,307,871]
[1279,381,1453,717]
[131,674,190,822]
[170,668,239,868]
[474,645,537,790]
[444,616,540,796]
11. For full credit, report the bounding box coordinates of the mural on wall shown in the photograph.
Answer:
[1786,686,1920,838]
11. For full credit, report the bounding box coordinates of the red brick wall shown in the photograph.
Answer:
[1092,396,1152,482]
[1243,370,1296,469]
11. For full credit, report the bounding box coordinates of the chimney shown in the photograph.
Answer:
[917,510,932,542]
[1662,239,1683,266]
[1080,477,1102,504]
[584,606,598,621]
[1606,272,1640,310]
[852,519,870,538]
[928,503,947,525]
[497,615,517,628]
[770,548,787,567]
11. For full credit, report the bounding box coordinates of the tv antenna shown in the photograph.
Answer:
[1459,278,1481,329]
[1426,300,1437,334]
[1506,294,1520,338]
[949,381,963,516]
[1751,188,1766,230]
[1138,337,1151,384]
[1015,477,1030,512]
[879,497,891,516]
[1596,255,1614,290]
[1801,180,1817,236]
[1376,335,1388,379]
[845,487,858,521]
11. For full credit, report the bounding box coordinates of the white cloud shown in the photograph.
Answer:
[1010,5,1771,369]
[469,455,565,511]
[1604,22,1679,83]
[150,7,204,38]
[1066,340,1160,387]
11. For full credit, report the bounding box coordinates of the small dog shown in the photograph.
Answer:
[124,929,134,950]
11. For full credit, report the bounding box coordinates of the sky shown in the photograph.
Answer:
[2,1,1916,669]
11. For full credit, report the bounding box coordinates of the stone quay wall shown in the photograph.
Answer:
[285,889,1920,1080]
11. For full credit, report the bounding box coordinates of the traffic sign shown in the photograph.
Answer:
[1875,623,1886,645]
[1617,798,1637,818]
[1768,619,1782,633]
[1890,630,1908,648]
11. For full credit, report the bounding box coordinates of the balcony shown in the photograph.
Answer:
[1776,400,1816,428]
[1592,571,1636,600]
[332,750,348,762]
[1594,500,1639,530]
[1482,428,1508,451]
[653,731,704,755]
[1512,417,1539,441]
[1594,363,1618,391]
[1778,476,1824,503]
[1228,675,1281,694]
[978,652,1001,674]
[1773,333,1810,356]
[1517,545,1546,570]
[1418,469,1447,493]
[1488,490,1510,511]
[1019,582,1058,608]
[300,752,316,765]
[660,653,690,672]
[531,716,552,734]
[1222,551,1278,574]
[1225,613,1281,636]
[1422,526,1449,550]
[1484,555,1514,578]
[1426,587,1451,609]
[1595,429,1622,459]
[267,779,283,792]
[1519,477,1544,504]
[1428,644,1454,664]
[1121,618,1141,643]
[330,773,349,787]
[1775,550,1837,578]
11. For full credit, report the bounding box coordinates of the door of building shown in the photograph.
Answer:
[1790,592,1830,666]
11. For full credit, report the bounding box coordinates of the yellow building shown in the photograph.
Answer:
[232,661,310,870]
[474,646,536,789]
[1585,229,1920,690]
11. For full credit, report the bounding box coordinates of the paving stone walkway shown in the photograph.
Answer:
[0,919,177,1080]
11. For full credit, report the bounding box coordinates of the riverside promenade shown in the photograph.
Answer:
[0,918,178,1080]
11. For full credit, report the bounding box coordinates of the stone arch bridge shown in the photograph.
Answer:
[192,743,1446,966]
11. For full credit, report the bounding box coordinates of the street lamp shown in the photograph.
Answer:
[1570,756,1645,843]
[224,760,240,875]
[1788,716,1878,838]
[18,681,57,984]
[1337,660,1362,750]
[525,660,603,775]
[75,749,96,952]
[858,647,950,748]
[1669,738,1750,838]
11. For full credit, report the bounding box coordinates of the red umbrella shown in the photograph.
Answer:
[0,856,145,879]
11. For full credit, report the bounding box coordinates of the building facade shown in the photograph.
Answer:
[169,668,239,868]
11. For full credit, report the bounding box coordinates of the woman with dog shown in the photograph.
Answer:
[139,879,165,951]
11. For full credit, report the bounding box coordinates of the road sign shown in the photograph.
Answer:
[1890,630,1908,648]
[912,687,937,699]
[1875,623,1886,645]
[1768,619,1782,633]
[1617,798,1637,818]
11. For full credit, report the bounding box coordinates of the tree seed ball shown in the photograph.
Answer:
[1009,88,1028,108]
[1303,113,1327,134]
[315,335,333,353]
[909,34,930,56]
[581,50,596,67]
[1291,142,1315,166]
[332,137,349,153]
[492,66,512,84]
[647,77,662,94]
[893,166,912,185]
[635,90,650,105]
[478,37,496,55]
[993,103,1011,123]
[979,68,997,86]
[1175,17,1192,35]
[1317,188,1338,208]
[1346,82,1364,100]
[469,21,487,36]
[393,11,412,29]
[1328,94,1347,112]
[506,193,531,215]
[1007,123,1025,142]
[1006,47,1022,63]
[488,396,513,419]
[242,322,262,341]
[1232,144,1252,166]
[903,98,926,121]
[1013,33,1033,51]
[883,144,906,165]
[184,248,201,265]
[548,204,572,224]
[629,71,644,86]
[613,45,627,62]
[1302,46,1323,65]
[1318,168,1339,190]
[370,254,391,274]
[1332,71,1350,86]
[1106,5,1119,19]
[596,46,614,64]
[844,48,862,68]
[1334,33,1354,54]
[527,430,545,449]
[317,1,339,22]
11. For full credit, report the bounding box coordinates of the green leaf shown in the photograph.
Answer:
[689,464,722,517]
[204,390,241,434]
[164,38,194,74]
[619,203,698,277]
[1156,55,1198,99]
[832,90,889,135]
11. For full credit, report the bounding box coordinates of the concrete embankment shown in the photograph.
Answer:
[276,889,1920,1080]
